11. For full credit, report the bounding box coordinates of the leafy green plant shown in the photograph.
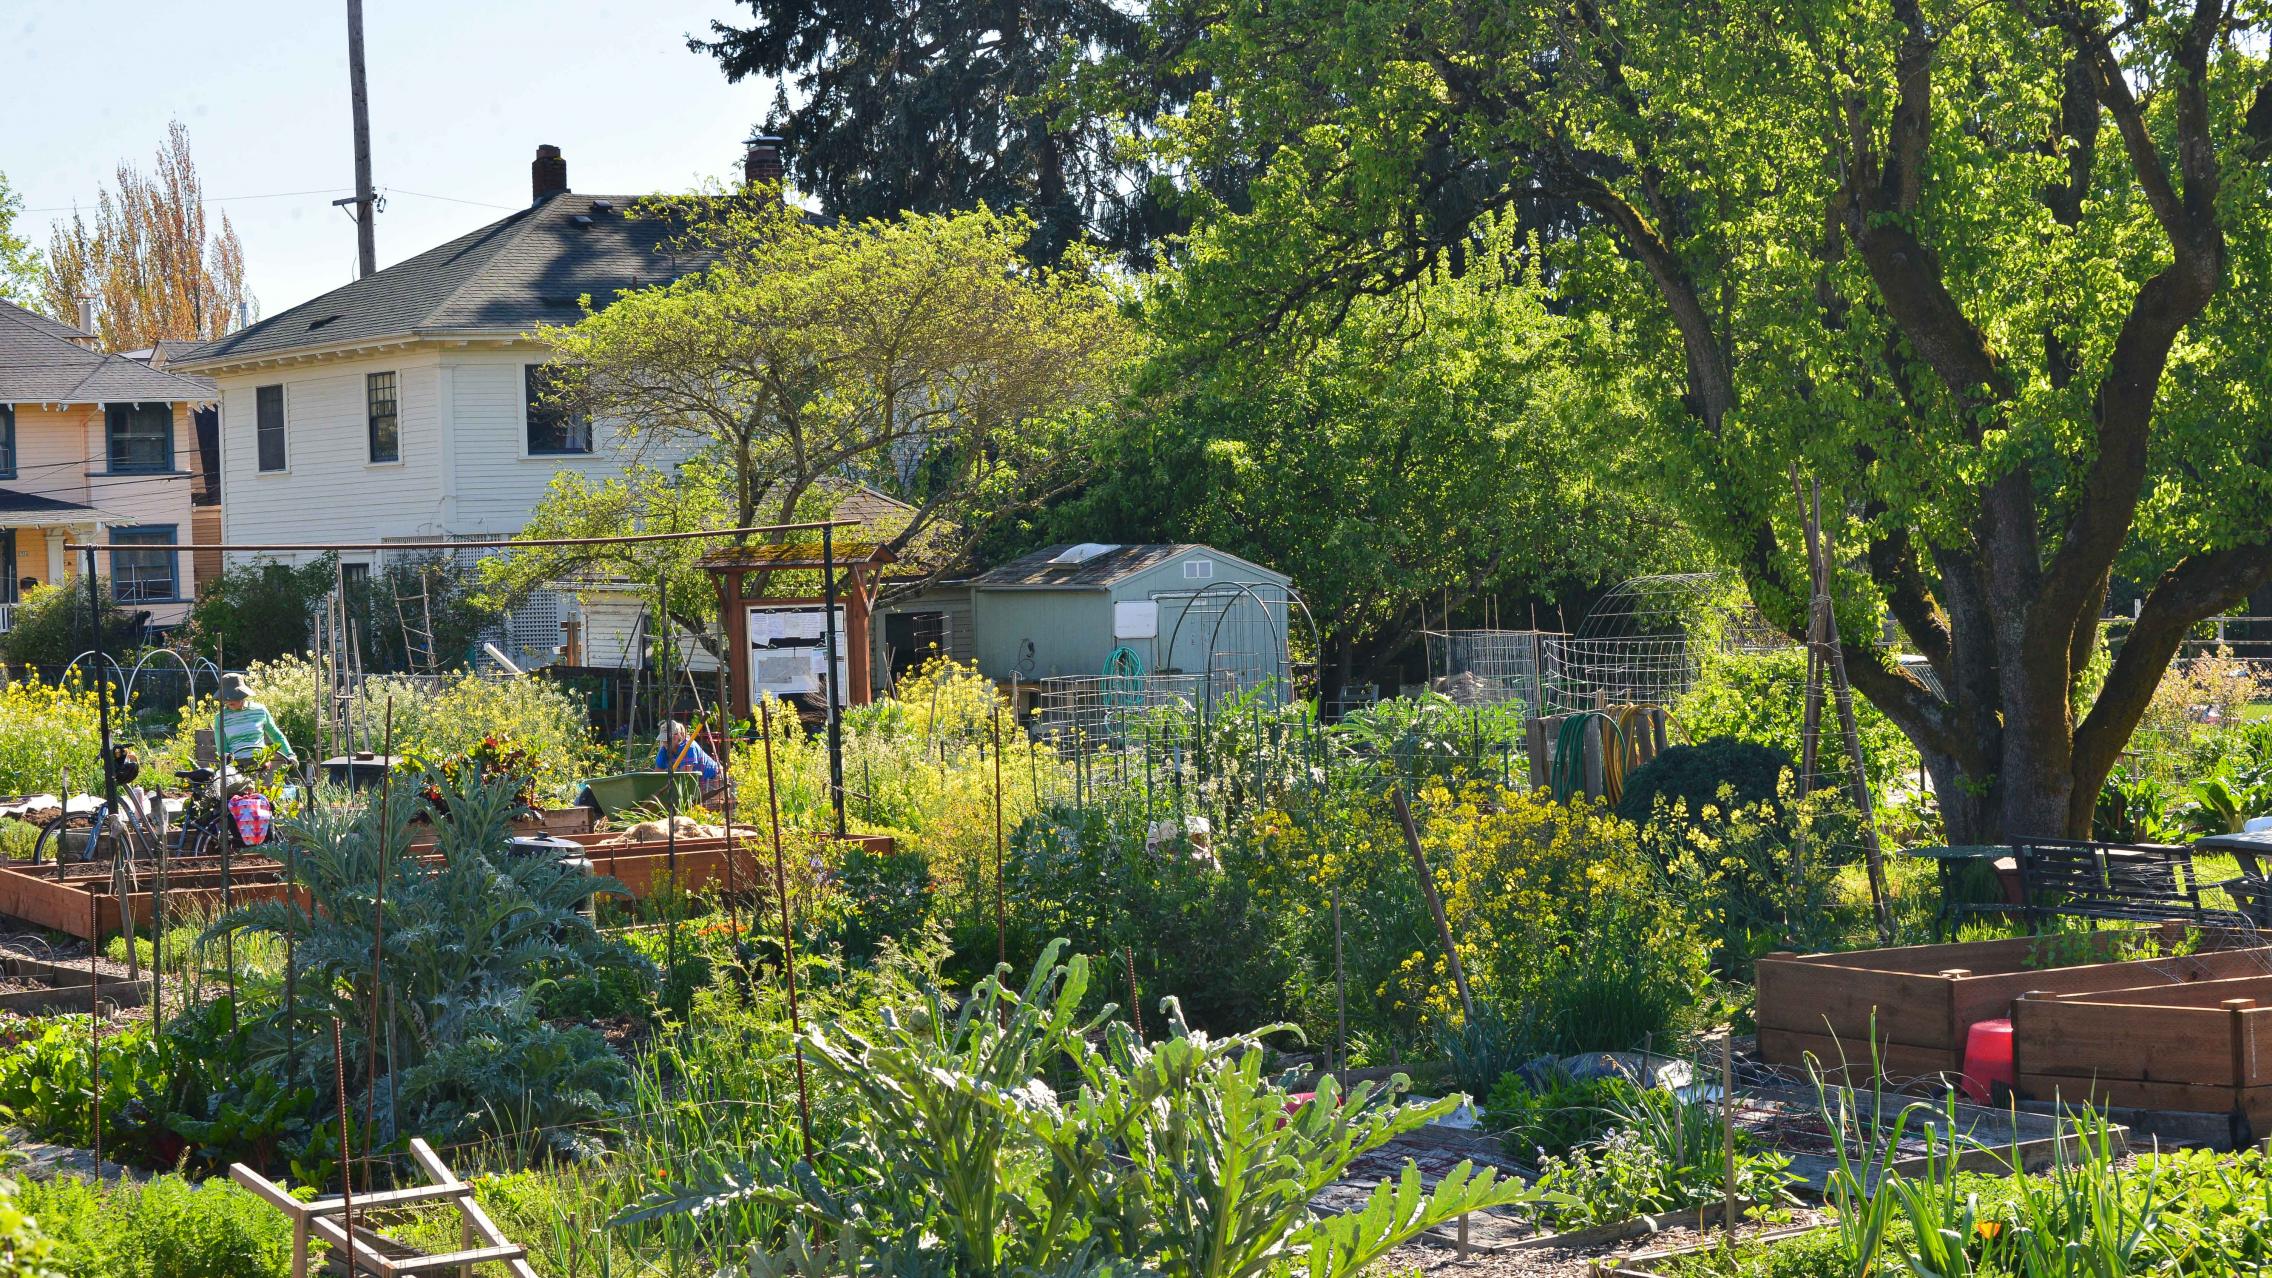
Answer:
[625,941,1530,1276]
[210,770,645,1154]
[1484,1070,1639,1160]
[16,1173,288,1278]
[1616,738,1793,826]
[1530,1085,1795,1228]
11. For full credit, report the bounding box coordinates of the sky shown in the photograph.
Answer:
[6,0,774,316]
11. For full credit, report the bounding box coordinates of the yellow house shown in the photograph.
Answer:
[0,300,214,633]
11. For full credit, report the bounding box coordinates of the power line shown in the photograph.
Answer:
[24,187,353,215]
[383,187,516,212]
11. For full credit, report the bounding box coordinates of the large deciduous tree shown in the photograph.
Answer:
[40,121,250,348]
[1146,0,2272,840]
[1038,219,1697,702]
[692,0,1195,264]
[485,198,1138,636]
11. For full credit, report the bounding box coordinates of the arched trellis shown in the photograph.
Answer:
[1158,577,1322,713]
[63,648,220,718]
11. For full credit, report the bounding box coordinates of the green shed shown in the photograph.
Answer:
[966,543,1295,685]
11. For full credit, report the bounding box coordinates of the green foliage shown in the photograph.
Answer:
[1058,215,1698,688]
[0,1017,169,1154]
[625,942,1531,1277]
[0,585,141,670]
[166,656,604,804]
[490,201,1139,621]
[16,1174,287,1278]
[1484,1070,1639,1161]
[1531,1085,1795,1229]
[0,171,42,305]
[1618,738,1795,826]
[211,771,643,1154]
[0,679,103,798]
[1671,651,1919,802]
[183,556,335,665]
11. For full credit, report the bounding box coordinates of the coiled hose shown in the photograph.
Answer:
[1548,705,1659,806]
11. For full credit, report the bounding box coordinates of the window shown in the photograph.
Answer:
[366,372,400,463]
[0,405,14,479]
[255,385,286,472]
[110,526,179,603]
[105,403,173,473]
[524,365,591,455]
[1182,558,1215,581]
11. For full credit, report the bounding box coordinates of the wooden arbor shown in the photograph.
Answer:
[232,1138,536,1276]
[700,539,895,717]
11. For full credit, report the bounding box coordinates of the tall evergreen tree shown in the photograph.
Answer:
[693,0,1186,263]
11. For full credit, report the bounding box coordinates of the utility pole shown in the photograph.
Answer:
[343,0,378,276]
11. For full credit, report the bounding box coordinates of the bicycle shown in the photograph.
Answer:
[32,749,303,865]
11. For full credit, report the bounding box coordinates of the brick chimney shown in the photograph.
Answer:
[743,135,785,191]
[531,144,568,204]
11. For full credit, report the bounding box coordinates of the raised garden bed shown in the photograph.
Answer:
[0,856,305,941]
[1731,1083,2121,1192]
[2011,968,2272,1137]
[0,951,148,1014]
[1756,928,2270,1083]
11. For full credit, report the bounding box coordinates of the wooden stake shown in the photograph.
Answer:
[1391,786,1474,1022]
[366,698,392,1160]
[1721,1031,1737,1240]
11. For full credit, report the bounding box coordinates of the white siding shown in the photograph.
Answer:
[215,342,669,565]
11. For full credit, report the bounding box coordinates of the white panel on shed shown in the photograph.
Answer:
[1113,599,1159,640]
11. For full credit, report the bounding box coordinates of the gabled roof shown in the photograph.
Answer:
[0,300,215,405]
[174,193,714,370]
[970,543,1288,590]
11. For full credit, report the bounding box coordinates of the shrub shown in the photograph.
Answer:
[1427,783,1712,1052]
[0,584,142,670]
[1616,737,1793,825]
[1484,1070,1640,1160]
[1673,648,1919,800]
[183,556,335,666]
[0,678,102,797]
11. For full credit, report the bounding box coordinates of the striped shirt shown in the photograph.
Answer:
[216,701,294,761]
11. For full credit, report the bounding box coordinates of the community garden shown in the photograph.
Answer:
[0,630,2253,1277]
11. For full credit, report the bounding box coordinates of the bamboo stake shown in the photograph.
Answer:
[87,888,100,1174]
[992,701,1007,968]
[759,697,815,1163]
[366,698,393,1159]
[1721,1031,1737,1240]
[333,1018,359,1275]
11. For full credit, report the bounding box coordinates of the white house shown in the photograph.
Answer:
[173,142,770,664]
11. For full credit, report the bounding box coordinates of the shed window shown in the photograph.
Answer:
[105,403,173,473]
[111,526,180,603]
[256,385,286,472]
[367,372,399,463]
[525,365,591,455]
[1181,558,1215,581]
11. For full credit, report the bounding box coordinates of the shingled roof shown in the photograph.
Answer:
[0,300,215,405]
[175,191,712,369]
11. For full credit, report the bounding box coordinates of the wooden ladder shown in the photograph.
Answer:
[231,1138,538,1277]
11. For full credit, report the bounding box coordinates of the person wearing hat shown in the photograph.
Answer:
[215,672,296,766]
[656,720,727,804]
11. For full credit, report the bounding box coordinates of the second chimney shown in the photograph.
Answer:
[744,135,785,192]
[532,145,568,204]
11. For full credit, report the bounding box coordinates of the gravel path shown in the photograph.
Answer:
[1371,1210,1830,1278]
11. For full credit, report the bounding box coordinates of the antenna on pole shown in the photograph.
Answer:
[342,0,379,277]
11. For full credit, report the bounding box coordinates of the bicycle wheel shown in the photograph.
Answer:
[33,810,100,865]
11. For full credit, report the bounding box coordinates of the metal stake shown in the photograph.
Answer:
[759,697,814,1162]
